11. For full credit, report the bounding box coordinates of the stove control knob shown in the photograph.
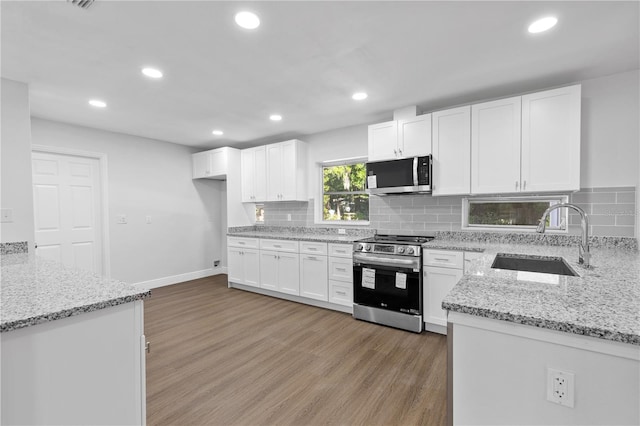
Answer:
[364,244,371,251]
[397,247,405,253]
[357,243,364,251]
[406,247,415,255]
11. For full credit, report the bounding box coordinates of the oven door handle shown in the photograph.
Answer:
[353,253,420,269]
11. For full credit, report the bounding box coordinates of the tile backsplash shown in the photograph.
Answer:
[261,186,637,238]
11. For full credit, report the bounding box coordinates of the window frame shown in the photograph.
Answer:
[315,157,370,226]
[462,195,570,232]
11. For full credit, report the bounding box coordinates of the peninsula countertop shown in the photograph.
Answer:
[428,238,640,346]
[1,253,150,333]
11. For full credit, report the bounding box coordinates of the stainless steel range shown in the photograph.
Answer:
[352,234,434,333]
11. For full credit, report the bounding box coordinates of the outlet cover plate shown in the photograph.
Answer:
[547,368,575,408]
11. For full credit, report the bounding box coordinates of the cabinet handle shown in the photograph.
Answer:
[308,247,317,251]
[515,181,519,191]
[274,244,281,248]
[308,256,318,261]
[336,291,347,296]
[336,267,347,271]
[523,180,527,190]
[238,241,245,245]
[145,341,151,354]
[393,149,398,156]
[398,149,403,157]
[434,257,450,262]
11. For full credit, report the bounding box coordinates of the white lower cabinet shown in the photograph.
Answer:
[227,237,260,288]
[423,249,466,334]
[260,250,300,295]
[300,254,328,301]
[328,243,353,307]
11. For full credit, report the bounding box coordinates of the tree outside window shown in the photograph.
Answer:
[323,163,369,221]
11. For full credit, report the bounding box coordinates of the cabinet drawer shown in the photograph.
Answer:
[329,280,352,307]
[423,249,464,269]
[329,257,353,282]
[227,237,259,249]
[329,243,353,258]
[260,239,299,252]
[300,241,328,255]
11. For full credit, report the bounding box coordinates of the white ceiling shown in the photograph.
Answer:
[2,1,638,149]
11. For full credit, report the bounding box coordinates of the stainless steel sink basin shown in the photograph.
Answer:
[491,253,579,277]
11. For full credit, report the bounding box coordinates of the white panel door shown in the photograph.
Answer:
[300,254,328,301]
[32,152,102,274]
[432,106,471,195]
[424,266,463,328]
[227,247,244,284]
[259,250,279,291]
[253,146,267,202]
[471,96,522,194]
[368,121,398,161]
[243,248,260,288]
[278,252,300,295]
[266,144,282,201]
[279,141,297,201]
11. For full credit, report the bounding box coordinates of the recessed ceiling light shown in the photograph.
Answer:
[141,67,163,79]
[528,16,558,33]
[212,130,224,136]
[88,99,107,108]
[269,114,282,121]
[352,92,368,101]
[235,11,260,29]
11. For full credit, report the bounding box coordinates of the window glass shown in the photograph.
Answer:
[322,163,369,222]
[464,197,568,230]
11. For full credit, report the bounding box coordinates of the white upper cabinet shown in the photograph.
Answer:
[192,147,234,179]
[432,106,471,196]
[521,85,581,193]
[368,114,431,162]
[471,85,581,194]
[368,121,398,161]
[471,96,522,194]
[241,146,267,202]
[266,139,308,202]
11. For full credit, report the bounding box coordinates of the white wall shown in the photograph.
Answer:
[31,118,224,285]
[580,69,639,188]
[1,79,35,247]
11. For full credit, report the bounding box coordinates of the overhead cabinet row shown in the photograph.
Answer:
[368,84,582,195]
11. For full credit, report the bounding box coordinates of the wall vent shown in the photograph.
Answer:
[68,0,95,9]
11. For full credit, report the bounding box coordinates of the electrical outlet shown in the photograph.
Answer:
[287,213,292,221]
[338,228,346,234]
[116,214,127,224]
[547,368,575,408]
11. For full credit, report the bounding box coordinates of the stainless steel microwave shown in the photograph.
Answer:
[365,155,432,195]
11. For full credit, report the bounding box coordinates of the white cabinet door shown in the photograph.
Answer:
[521,85,581,193]
[368,121,398,161]
[280,140,298,201]
[398,114,432,158]
[241,149,255,202]
[471,96,522,194]
[266,144,282,201]
[259,250,279,291]
[329,280,352,307]
[227,247,244,284]
[300,254,328,301]
[209,149,228,177]
[192,151,211,179]
[278,252,300,295]
[243,249,260,287]
[253,146,267,201]
[424,266,463,327]
[432,105,471,195]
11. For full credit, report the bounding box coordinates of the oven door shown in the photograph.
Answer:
[353,255,422,315]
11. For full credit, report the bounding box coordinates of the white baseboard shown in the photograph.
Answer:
[134,267,228,289]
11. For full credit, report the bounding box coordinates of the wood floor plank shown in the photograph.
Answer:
[145,275,447,426]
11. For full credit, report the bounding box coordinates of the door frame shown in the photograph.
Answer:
[32,145,112,278]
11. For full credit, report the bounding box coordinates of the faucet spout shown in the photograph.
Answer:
[536,203,591,268]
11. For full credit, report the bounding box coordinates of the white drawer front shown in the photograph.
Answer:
[329,243,353,258]
[300,241,328,255]
[329,280,352,307]
[329,257,353,282]
[423,249,464,269]
[260,239,299,252]
[227,237,259,249]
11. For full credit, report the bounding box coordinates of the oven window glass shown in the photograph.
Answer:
[353,264,421,314]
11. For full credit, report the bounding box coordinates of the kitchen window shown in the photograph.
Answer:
[462,196,569,231]
[319,159,369,223]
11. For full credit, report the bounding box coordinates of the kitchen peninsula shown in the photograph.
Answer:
[0,246,150,425]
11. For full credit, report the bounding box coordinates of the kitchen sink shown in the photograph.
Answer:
[491,253,579,277]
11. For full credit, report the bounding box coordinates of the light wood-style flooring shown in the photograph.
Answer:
[145,275,447,426]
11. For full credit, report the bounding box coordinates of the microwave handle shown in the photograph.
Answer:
[413,157,418,186]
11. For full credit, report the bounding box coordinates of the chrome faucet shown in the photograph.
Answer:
[536,203,591,268]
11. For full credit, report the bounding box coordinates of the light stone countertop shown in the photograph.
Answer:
[1,253,151,333]
[227,231,363,244]
[427,240,640,345]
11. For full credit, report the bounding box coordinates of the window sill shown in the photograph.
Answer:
[462,226,568,234]
[315,220,370,227]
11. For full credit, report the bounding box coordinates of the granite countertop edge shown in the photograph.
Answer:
[0,291,151,333]
[227,231,362,243]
